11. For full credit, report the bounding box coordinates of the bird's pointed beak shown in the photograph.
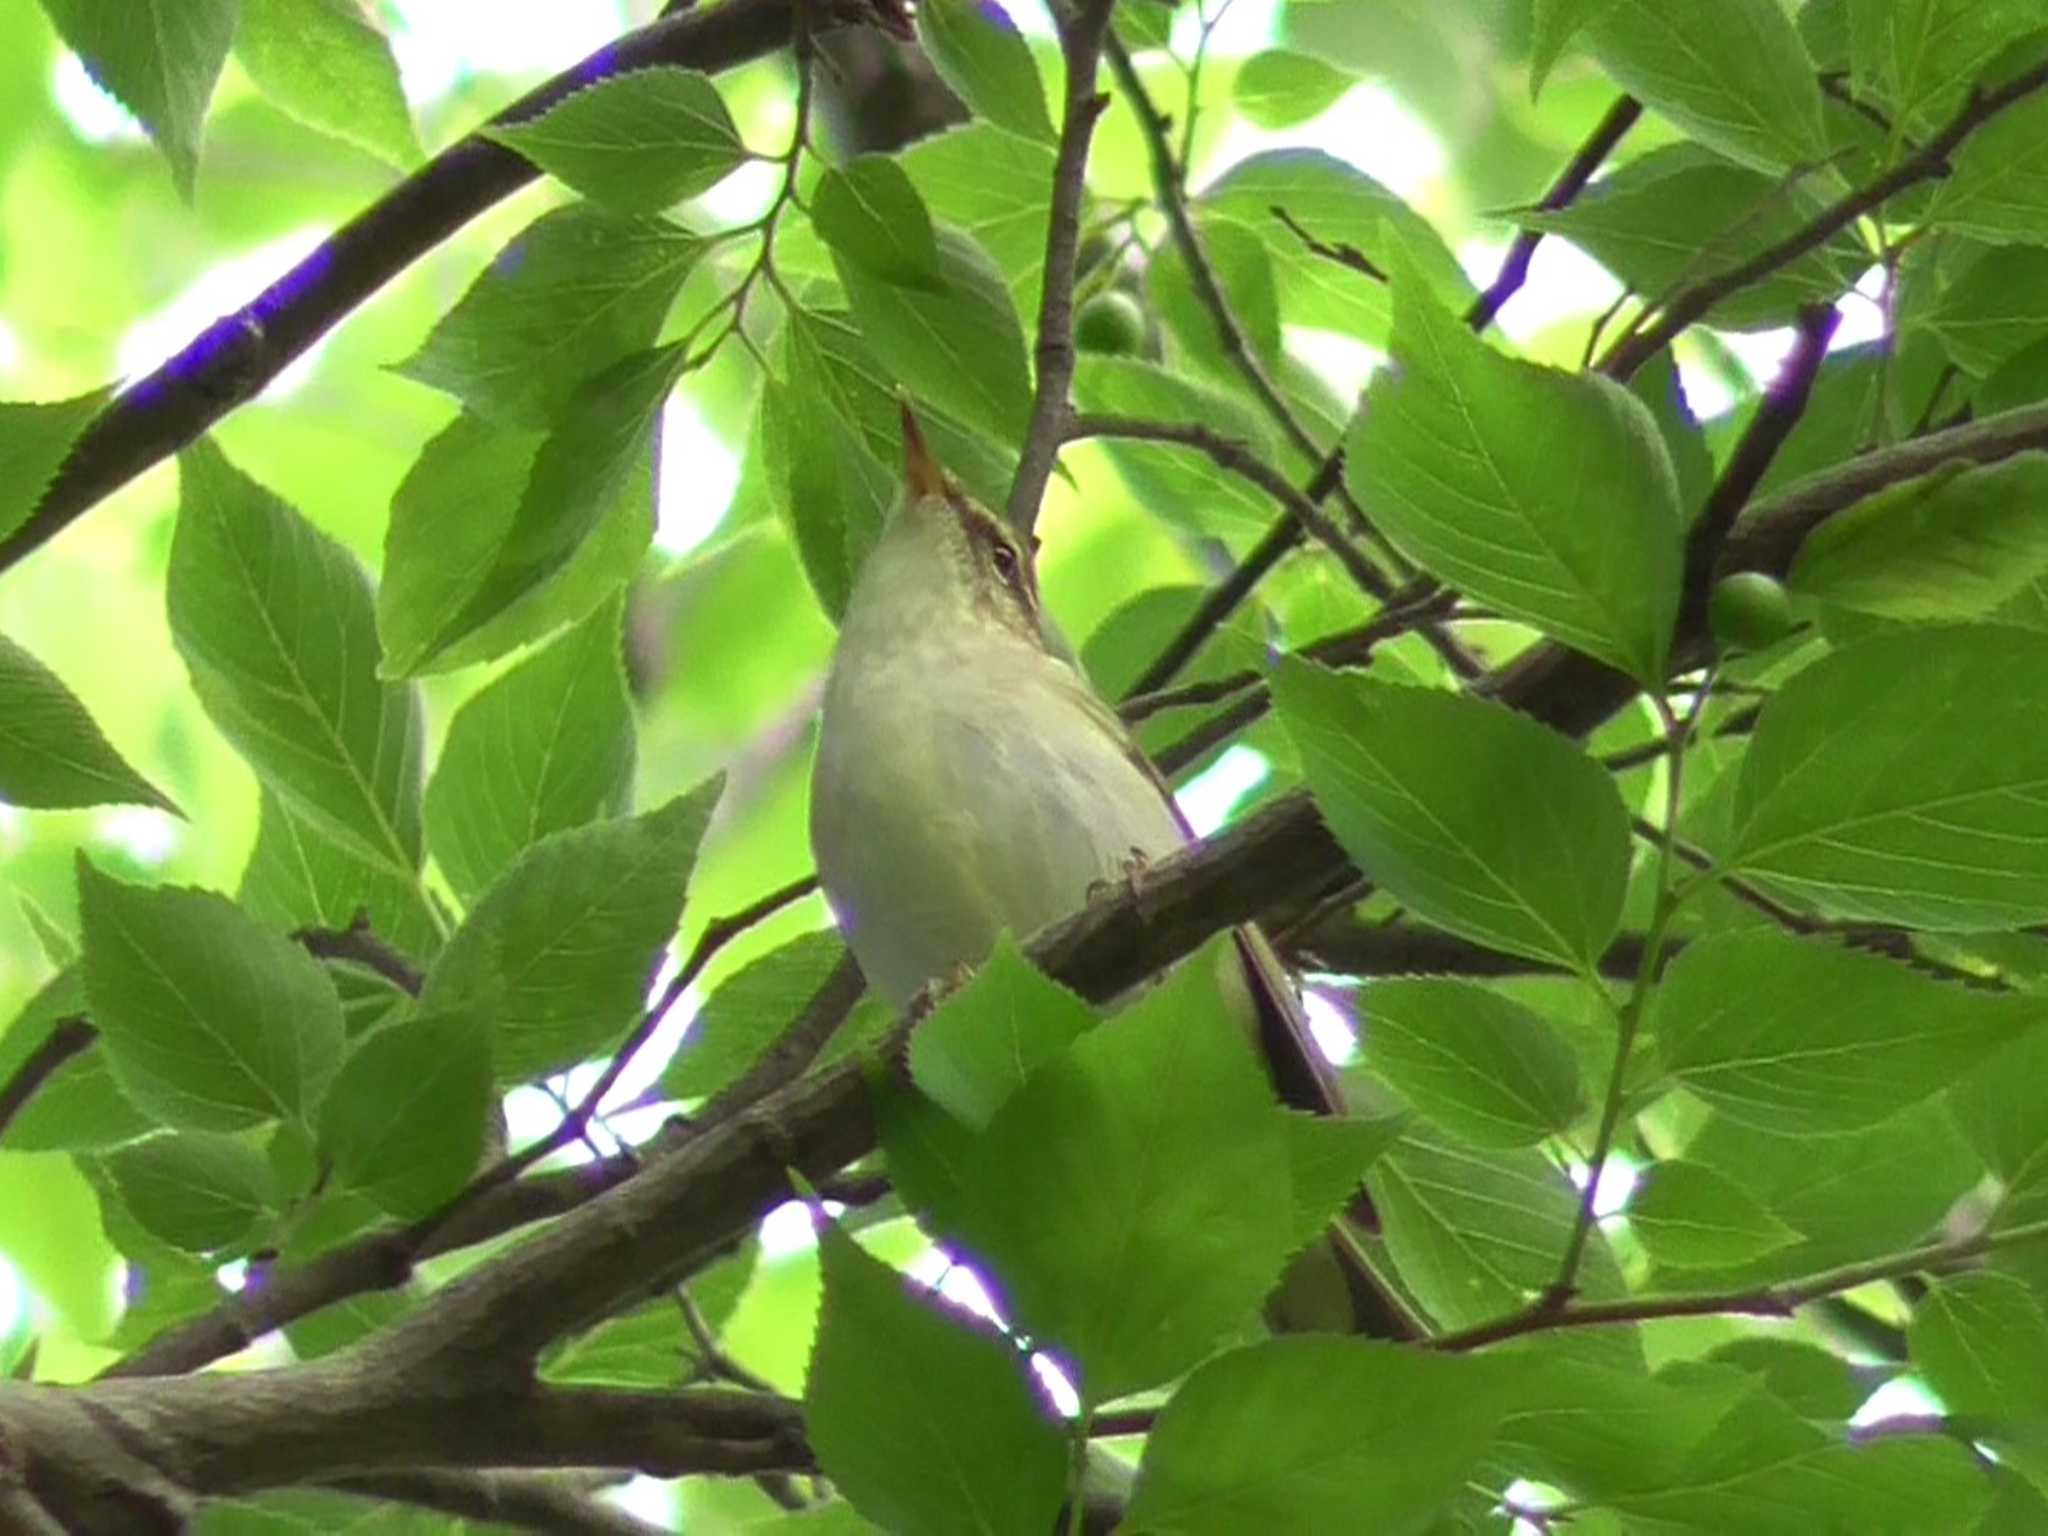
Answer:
[900,399,949,500]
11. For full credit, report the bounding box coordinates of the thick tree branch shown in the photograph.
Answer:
[1005,0,1119,535]
[1600,58,2048,381]
[0,0,900,578]
[1727,399,2048,579]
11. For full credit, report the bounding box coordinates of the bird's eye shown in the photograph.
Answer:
[989,541,1023,586]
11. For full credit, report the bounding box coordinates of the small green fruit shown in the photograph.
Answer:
[1710,571,1797,652]
[1075,291,1147,355]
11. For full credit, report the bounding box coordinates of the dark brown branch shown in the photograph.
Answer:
[1431,1216,2048,1353]
[1600,59,2048,381]
[1270,206,1385,283]
[0,0,881,577]
[1121,503,1307,703]
[1678,303,1840,636]
[1149,581,1455,776]
[294,912,424,997]
[1063,413,1399,609]
[0,1017,96,1147]
[1005,0,1119,535]
[1287,918,1656,983]
[1465,95,1642,332]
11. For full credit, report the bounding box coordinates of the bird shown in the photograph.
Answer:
[809,403,1399,1336]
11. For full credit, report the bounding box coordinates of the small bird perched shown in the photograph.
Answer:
[810,405,1391,1334]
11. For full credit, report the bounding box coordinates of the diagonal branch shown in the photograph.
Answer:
[1465,95,1642,331]
[1599,58,2048,382]
[0,0,893,578]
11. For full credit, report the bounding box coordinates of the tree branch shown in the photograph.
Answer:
[1005,0,1119,535]
[0,0,899,578]
[1431,1216,2048,1353]
[0,1017,96,1146]
[1600,59,2048,381]
[1465,95,1642,332]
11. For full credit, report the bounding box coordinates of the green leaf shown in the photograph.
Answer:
[0,967,153,1151]
[407,346,681,671]
[484,67,747,212]
[1529,0,1622,98]
[1950,1025,2048,1182]
[1928,91,2048,244]
[1848,0,2048,138]
[1360,978,1583,1148]
[1273,661,1631,972]
[1072,357,1287,548]
[0,631,177,812]
[424,601,635,906]
[1200,148,1473,344]
[1911,1272,2048,1438]
[812,156,942,289]
[900,125,1054,315]
[759,322,895,620]
[38,0,236,196]
[1612,1383,1989,1532]
[170,440,425,881]
[1624,1158,1800,1268]
[78,858,346,1132]
[831,227,1032,448]
[1921,245,2048,378]
[1147,217,1284,384]
[1679,1102,1979,1286]
[1520,144,1867,329]
[380,413,654,676]
[1126,1340,1522,1535]
[1348,266,1682,681]
[1788,456,2048,621]
[1703,1337,1867,1420]
[423,781,722,1081]
[908,934,1096,1129]
[1726,625,2048,928]
[101,1131,271,1254]
[317,1008,491,1220]
[662,929,847,1100]
[916,0,1054,146]
[806,1216,1066,1536]
[936,941,1298,1403]
[239,788,443,971]
[1654,931,2031,1132]
[1232,51,1355,129]
[395,205,705,429]
[0,389,109,543]
[1368,1130,1631,1346]
[1583,0,1829,174]
[234,0,418,169]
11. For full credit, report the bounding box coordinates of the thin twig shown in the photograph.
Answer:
[1100,35,1417,581]
[1005,0,1120,535]
[1466,95,1642,332]
[1434,1215,2048,1352]
[1064,412,1400,607]
[1120,507,1306,702]
[410,873,822,1245]
[1600,59,2048,381]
